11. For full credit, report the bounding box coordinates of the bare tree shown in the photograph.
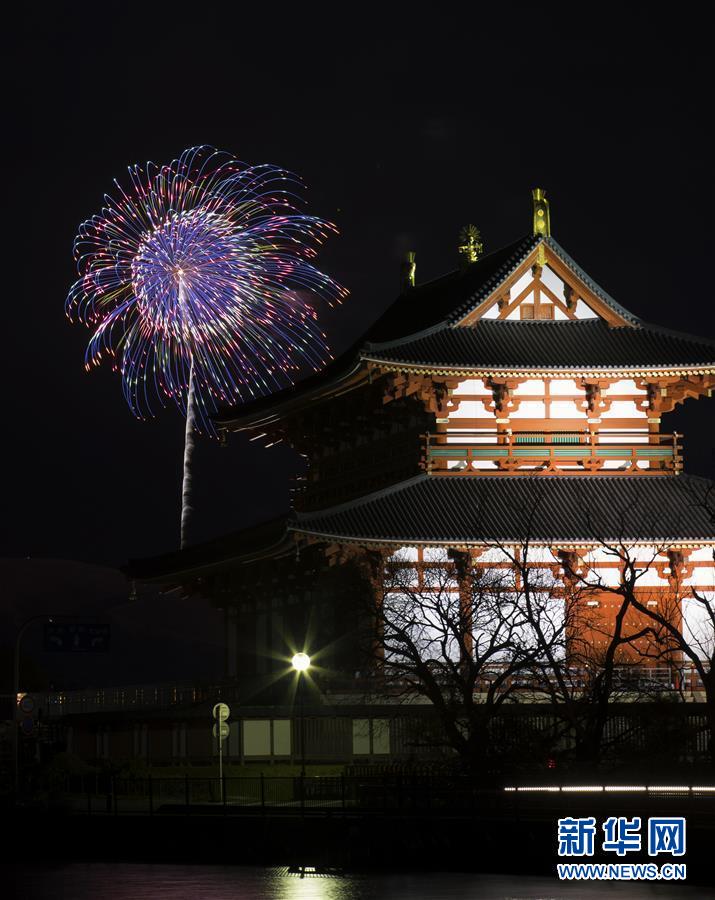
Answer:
[575,540,715,766]
[358,547,564,772]
[513,542,668,768]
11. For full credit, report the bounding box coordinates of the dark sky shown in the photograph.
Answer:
[5,6,714,568]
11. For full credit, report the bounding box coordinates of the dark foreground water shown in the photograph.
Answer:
[8,864,711,900]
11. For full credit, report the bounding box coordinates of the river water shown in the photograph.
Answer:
[9,864,711,899]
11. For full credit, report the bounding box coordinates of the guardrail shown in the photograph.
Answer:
[324,665,707,697]
[424,431,682,475]
[61,774,715,817]
[34,683,242,716]
[31,664,707,716]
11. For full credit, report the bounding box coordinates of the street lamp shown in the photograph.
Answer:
[12,614,74,799]
[291,653,311,777]
[291,652,310,672]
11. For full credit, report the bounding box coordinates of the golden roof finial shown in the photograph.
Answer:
[532,188,551,237]
[400,250,416,291]
[458,224,483,267]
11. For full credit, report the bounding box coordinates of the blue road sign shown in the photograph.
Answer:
[44,623,111,652]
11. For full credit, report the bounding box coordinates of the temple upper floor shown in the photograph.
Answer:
[217,190,713,434]
[216,190,713,499]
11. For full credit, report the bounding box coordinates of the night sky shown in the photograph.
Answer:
[6,6,714,569]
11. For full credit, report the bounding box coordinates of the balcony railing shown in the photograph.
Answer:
[423,431,682,476]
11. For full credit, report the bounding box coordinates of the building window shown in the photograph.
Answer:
[172,722,187,758]
[352,719,390,755]
[242,719,292,757]
[96,727,110,760]
[133,724,148,758]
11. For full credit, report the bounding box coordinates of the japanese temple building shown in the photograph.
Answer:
[127,190,715,764]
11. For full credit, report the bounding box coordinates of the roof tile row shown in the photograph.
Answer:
[293,474,715,544]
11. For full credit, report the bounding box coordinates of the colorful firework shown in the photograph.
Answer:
[66,145,347,435]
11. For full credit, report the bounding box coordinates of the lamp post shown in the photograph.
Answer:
[10,613,84,800]
[291,652,310,778]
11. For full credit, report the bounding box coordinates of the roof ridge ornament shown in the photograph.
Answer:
[532,188,551,237]
[400,250,416,291]
[458,224,483,268]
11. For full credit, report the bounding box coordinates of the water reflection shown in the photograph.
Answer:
[12,864,706,899]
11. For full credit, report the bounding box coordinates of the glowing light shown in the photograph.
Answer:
[291,652,311,672]
[559,786,603,792]
[66,146,347,434]
[505,784,709,794]
[516,786,560,792]
[604,786,647,792]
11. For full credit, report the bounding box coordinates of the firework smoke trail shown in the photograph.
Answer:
[67,146,347,545]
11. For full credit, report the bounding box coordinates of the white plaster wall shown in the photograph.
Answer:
[541,265,565,298]
[550,400,584,418]
[687,547,715,562]
[509,269,533,300]
[394,546,419,561]
[510,400,547,418]
[604,379,647,396]
[574,299,598,318]
[683,592,715,659]
[550,379,581,395]
[601,401,647,419]
[452,379,484,395]
[512,379,545,396]
[449,400,490,419]
[682,566,715,589]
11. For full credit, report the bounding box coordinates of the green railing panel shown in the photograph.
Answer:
[430,448,468,458]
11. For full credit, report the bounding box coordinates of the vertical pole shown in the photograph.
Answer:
[218,732,223,804]
[148,775,153,817]
[185,773,190,815]
[299,674,306,814]
[12,616,52,799]
[300,675,306,779]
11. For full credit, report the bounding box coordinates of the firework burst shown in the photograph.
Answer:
[66,145,347,435]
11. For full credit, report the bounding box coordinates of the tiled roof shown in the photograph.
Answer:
[127,515,291,580]
[215,232,710,426]
[366,234,539,342]
[539,237,639,326]
[292,474,715,544]
[363,319,715,372]
[214,236,541,427]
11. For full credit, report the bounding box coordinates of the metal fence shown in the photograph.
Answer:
[61,774,715,817]
[32,664,708,718]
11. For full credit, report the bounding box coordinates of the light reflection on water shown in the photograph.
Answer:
[12,864,707,900]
